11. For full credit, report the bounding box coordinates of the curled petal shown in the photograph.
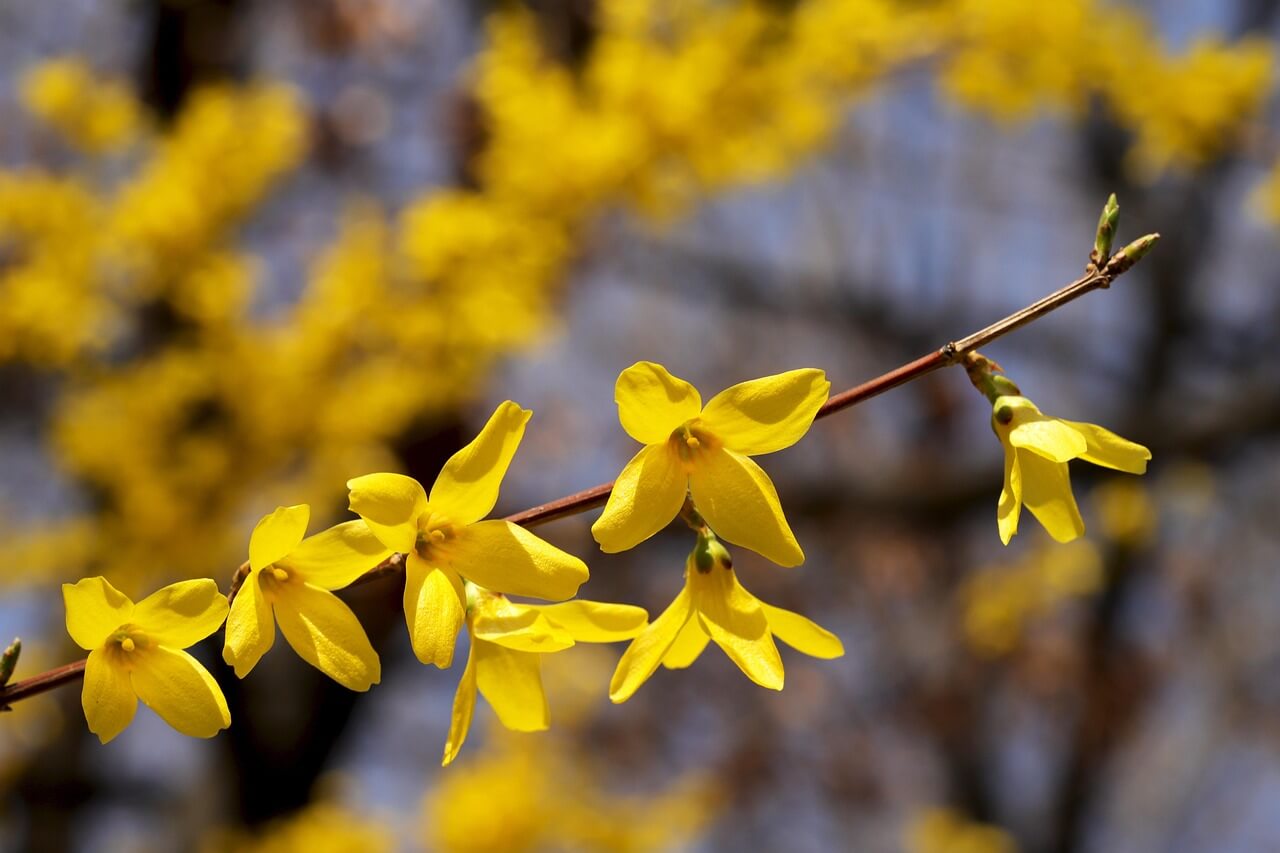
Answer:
[130,646,230,738]
[274,581,381,691]
[449,520,587,601]
[430,401,531,525]
[699,369,830,456]
[470,597,574,653]
[591,443,687,554]
[998,443,1022,546]
[690,567,784,690]
[346,473,427,553]
[1019,450,1085,543]
[661,619,709,670]
[1062,420,1151,474]
[133,579,227,649]
[474,641,548,732]
[442,641,478,767]
[403,555,464,668]
[760,603,844,659]
[223,573,275,679]
[615,362,702,445]
[609,588,693,703]
[82,646,137,744]
[689,448,803,567]
[1000,397,1087,463]
[286,520,394,590]
[63,577,133,651]
[249,505,311,572]
[539,600,649,643]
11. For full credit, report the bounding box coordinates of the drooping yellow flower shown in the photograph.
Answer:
[443,585,647,766]
[347,401,589,668]
[592,362,829,566]
[63,576,230,743]
[993,395,1151,545]
[223,505,392,691]
[610,535,842,702]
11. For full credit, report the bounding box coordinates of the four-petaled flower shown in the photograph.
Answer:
[443,584,647,765]
[592,362,830,566]
[993,394,1151,544]
[223,504,392,690]
[609,536,843,702]
[348,401,589,668]
[63,576,231,743]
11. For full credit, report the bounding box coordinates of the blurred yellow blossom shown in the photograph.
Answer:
[907,807,1017,853]
[961,540,1104,658]
[20,58,144,153]
[202,800,394,853]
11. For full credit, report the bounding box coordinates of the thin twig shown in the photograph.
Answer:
[0,236,1158,709]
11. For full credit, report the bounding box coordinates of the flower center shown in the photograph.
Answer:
[416,513,459,561]
[107,626,147,666]
[669,421,718,466]
[257,564,297,601]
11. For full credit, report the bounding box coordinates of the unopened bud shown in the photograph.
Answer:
[0,638,19,686]
[1105,233,1160,275]
[1091,193,1120,267]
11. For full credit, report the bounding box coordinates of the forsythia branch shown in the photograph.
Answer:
[0,230,1159,710]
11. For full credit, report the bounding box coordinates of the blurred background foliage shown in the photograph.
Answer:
[0,0,1278,850]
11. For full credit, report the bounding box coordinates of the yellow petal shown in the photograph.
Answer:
[760,603,844,659]
[1062,420,1151,474]
[1018,449,1085,543]
[448,520,587,601]
[591,443,687,554]
[699,369,830,455]
[470,597,575,653]
[346,472,427,553]
[273,581,381,691]
[609,587,693,703]
[442,640,477,767]
[130,646,230,738]
[689,566,784,690]
[661,619,709,670]
[689,448,803,567]
[998,443,1022,546]
[474,641,548,732]
[133,579,228,648]
[82,646,137,744]
[249,504,311,572]
[403,554,464,668]
[223,573,274,679]
[1000,397,1087,463]
[429,401,531,525]
[63,577,133,651]
[539,600,649,643]
[615,362,702,445]
[285,520,394,590]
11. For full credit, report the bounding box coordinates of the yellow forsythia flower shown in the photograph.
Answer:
[610,535,842,702]
[223,505,392,691]
[592,362,829,565]
[347,402,589,668]
[63,577,230,743]
[993,395,1150,544]
[442,585,647,766]
[907,806,1016,853]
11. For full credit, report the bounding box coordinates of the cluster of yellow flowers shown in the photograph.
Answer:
[907,807,1016,853]
[938,0,1273,175]
[61,357,1149,766]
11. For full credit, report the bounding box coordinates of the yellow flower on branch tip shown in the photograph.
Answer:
[592,362,830,566]
[443,585,647,766]
[63,576,230,743]
[223,504,392,691]
[609,536,843,703]
[347,401,590,669]
[993,395,1151,545]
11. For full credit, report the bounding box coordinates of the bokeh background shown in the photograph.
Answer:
[1,1,1279,851]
